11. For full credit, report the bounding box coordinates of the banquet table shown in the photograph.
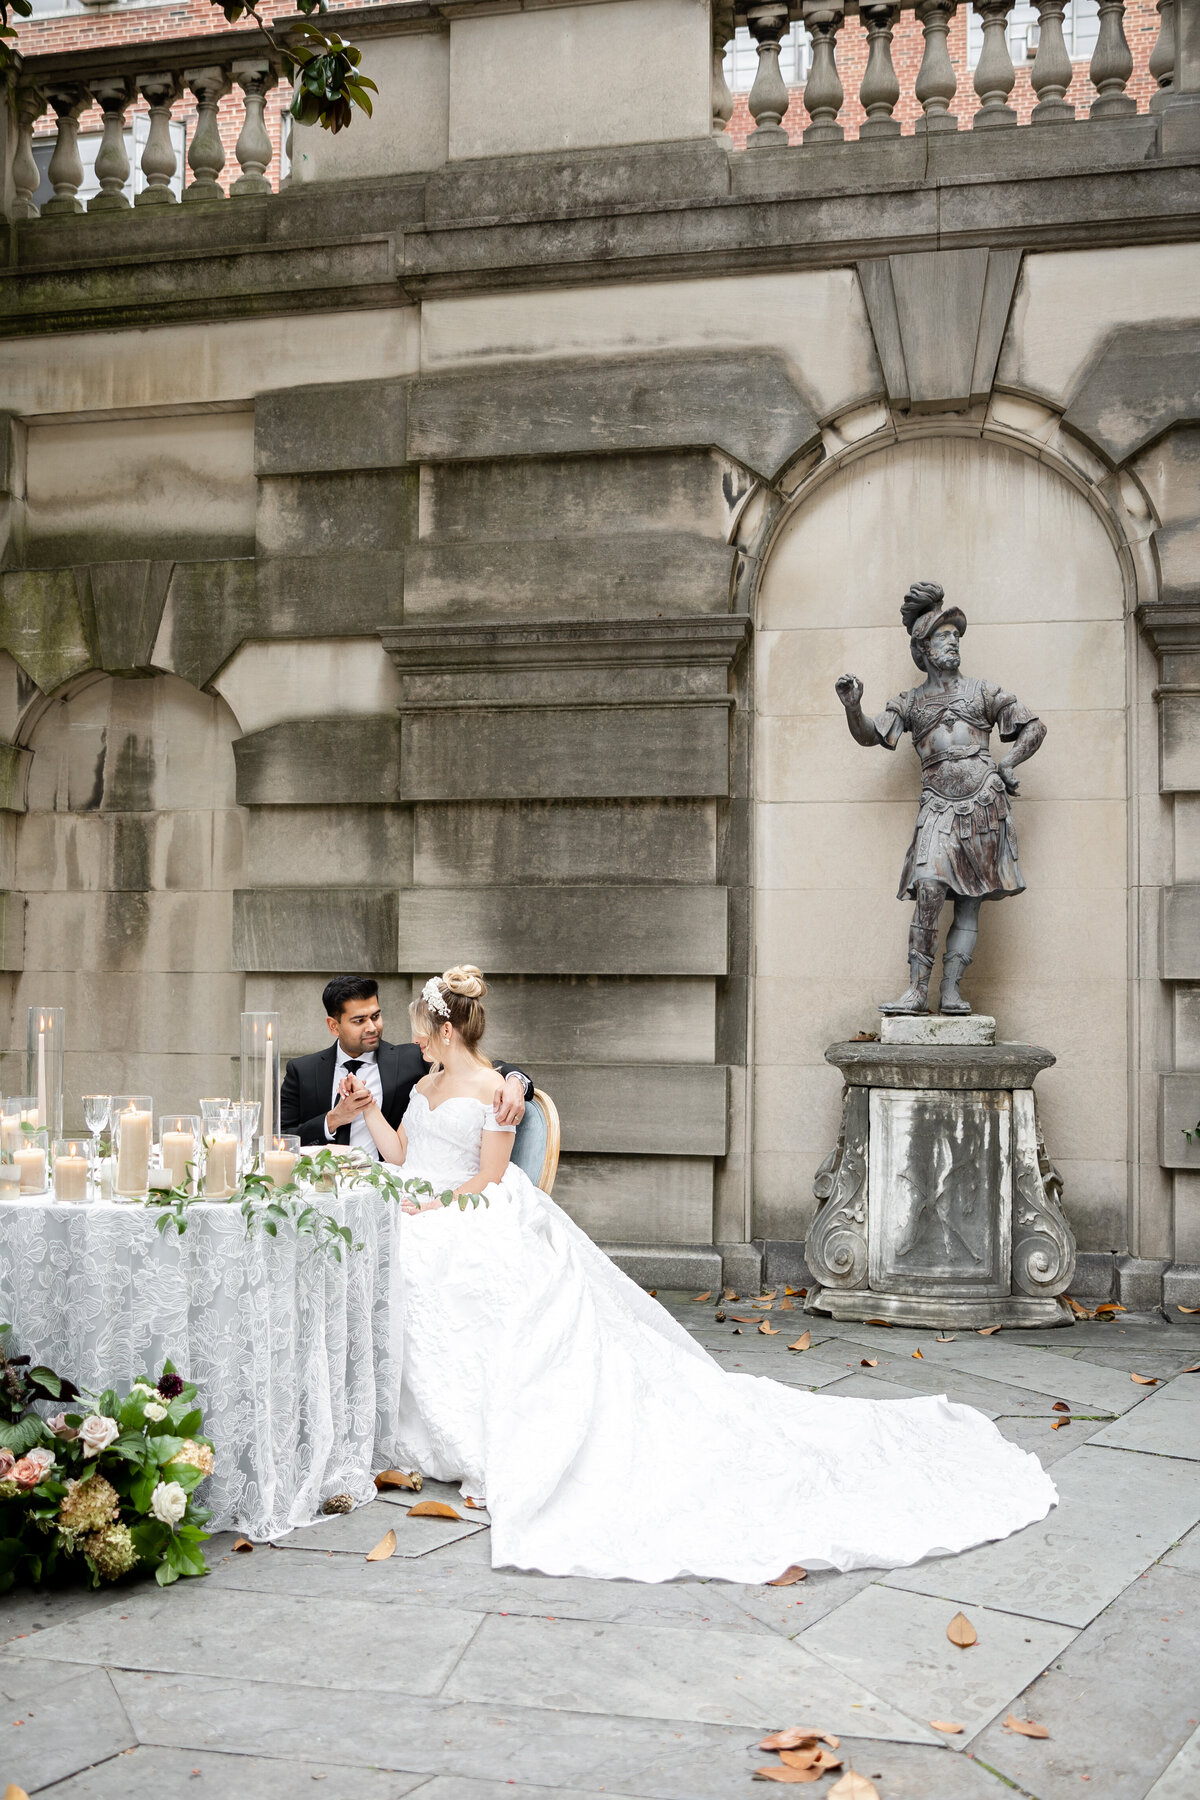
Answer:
[0,1192,409,1540]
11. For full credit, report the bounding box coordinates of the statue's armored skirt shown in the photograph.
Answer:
[880,676,1035,901]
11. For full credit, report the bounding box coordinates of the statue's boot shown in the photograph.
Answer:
[939,951,972,1015]
[879,929,936,1015]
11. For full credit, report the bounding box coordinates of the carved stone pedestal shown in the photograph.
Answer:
[806,1027,1076,1330]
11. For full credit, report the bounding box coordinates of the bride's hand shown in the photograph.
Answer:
[341,1074,377,1113]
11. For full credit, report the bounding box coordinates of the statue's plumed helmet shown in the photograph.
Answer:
[901,581,967,669]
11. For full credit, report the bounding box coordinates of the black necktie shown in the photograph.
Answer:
[337,1060,363,1143]
[343,1060,363,1077]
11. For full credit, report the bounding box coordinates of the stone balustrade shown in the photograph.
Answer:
[712,0,1176,146]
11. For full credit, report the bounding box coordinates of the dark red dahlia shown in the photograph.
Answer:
[157,1373,185,1400]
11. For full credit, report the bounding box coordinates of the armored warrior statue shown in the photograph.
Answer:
[835,581,1047,1016]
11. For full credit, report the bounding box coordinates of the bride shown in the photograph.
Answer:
[341,964,1057,1584]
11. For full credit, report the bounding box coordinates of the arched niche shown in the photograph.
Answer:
[753,430,1132,1257]
[8,671,247,1119]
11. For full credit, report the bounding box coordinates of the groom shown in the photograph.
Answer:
[279,975,532,1157]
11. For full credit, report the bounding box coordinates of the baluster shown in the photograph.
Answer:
[803,3,845,144]
[89,77,133,211]
[135,71,182,205]
[1090,1,1134,116]
[42,85,89,216]
[915,1,958,132]
[1149,0,1175,111]
[712,25,735,139]
[859,4,901,138]
[232,58,277,194]
[746,2,792,148]
[973,1,1017,127]
[1030,1,1075,123]
[183,65,231,201]
[11,84,45,221]
[280,108,294,188]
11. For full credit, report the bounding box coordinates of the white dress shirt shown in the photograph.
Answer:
[326,1046,383,1157]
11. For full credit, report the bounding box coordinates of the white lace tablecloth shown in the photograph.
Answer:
[0,1194,408,1540]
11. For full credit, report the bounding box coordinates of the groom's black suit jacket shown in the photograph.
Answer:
[279,1039,532,1147]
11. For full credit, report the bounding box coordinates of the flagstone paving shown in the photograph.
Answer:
[3,1294,1200,1799]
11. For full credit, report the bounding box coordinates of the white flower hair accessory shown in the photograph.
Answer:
[421,977,451,1019]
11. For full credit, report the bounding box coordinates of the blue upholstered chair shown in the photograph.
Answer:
[510,1088,561,1194]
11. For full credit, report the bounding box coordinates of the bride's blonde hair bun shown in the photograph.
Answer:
[442,964,486,1000]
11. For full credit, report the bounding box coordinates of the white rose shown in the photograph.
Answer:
[24,1446,55,1478]
[142,1401,169,1422]
[149,1479,188,1527]
[79,1414,120,1459]
[131,1382,157,1398]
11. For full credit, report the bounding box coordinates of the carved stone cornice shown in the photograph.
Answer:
[1136,602,1200,692]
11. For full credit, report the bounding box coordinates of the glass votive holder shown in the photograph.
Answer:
[158,1115,201,1193]
[1,1096,38,1158]
[263,1134,300,1187]
[111,1096,154,1199]
[203,1105,240,1200]
[15,1128,50,1196]
[53,1137,90,1202]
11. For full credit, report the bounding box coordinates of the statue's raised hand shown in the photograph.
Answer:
[835,674,864,710]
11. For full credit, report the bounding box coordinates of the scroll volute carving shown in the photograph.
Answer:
[808,1087,869,1289]
[1010,1090,1075,1296]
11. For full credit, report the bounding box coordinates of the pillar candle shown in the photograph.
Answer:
[205,1132,239,1199]
[161,1132,195,1190]
[1,1119,22,1156]
[115,1107,152,1197]
[15,1147,46,1193]
[54,1152,88,1201]
[263,1149,298,1187]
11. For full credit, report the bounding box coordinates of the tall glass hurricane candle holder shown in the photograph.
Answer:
[1,1097,37,1159]
[112,1095,153,1199]
[240,1013,280,1158]
[26,1008,64,1139]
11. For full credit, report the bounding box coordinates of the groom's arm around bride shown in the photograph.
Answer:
[279,974,532,1155]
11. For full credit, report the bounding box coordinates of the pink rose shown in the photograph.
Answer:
[0,1449,15,1479]
[47,1412,79,1441]
[12,1447,55,1488]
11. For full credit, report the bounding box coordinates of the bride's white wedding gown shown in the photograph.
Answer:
[387,1090,1057,1584]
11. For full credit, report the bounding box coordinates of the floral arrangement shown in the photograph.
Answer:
[151,1147,477,1259]
[0,1324,213,1590]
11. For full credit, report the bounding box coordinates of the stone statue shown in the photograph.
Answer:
[835,581,1046,1016]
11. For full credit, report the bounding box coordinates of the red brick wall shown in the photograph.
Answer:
[727,4,1163,147]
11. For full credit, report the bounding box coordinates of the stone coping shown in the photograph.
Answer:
[826,1040,1056,1091]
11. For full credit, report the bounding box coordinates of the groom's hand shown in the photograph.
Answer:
[327,1084,372,1133]
[494,1074,526,1128]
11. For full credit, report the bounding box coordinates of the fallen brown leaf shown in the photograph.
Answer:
[977,1325,1002,1336]
[930,1720,963,1734]
[753,1768,820,1785]
[1051,1419,1069,1429]
[865,1318,892,1326]
[1095,1303,1127,1316]
[723,1288,739,1301]
[860,1357,879,1367]
[912,1348,924,1359]
[788,1332,812,1352]
[691,1291,712,1302]
[759,1321,780,1336]
[365,1528,397,1561]
[780,1298,795,1311]
[761,1290,778,1301]
[755,1301,774,1311]
[407,1500,463,1520]
[1181,1363,1200,1374]
[375,1469,422,1492]
[1178,1304,1200,1314]
[464,1497,487,1510]
[936,1333,957,1342]
[732,1327,743,1334]
[946,1611,978,1648]
[1052,1400,1071,1413]
[1065,1296,1093,1318]
[760,1729,839,1751]
[5,1786,32,1800]
[767,1564,808,1587]
[1004,1712,1050,1739]
[782,1747,841,1774]
[649,1289,657,1297]
[784,1285,803,1296]
[730,1315,758,1323]
[715,1310,727,1322]
[827,1774,879,1800]
[1130,1372,1159,1385]
[232,1536,254,1553]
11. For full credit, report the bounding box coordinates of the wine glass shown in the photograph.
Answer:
[82,1094,112,1176]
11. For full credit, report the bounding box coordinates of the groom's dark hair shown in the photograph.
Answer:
[322,975,379,1019]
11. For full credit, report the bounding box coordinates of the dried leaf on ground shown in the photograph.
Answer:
[767,1564,808,1587]
[788,1332,812,1352]
[828,1773,880,1800]
[1095,1303,1127,1316]
[732,1328,743,1335]
[946,1611,978,1648]
[1177,1305,1200,1315]
[376,1469,422,1492]
[715,1311,727,1322]
[5,1787,32,1800]
[232,1537,254,1553]
[365,1528,397,1561]
[1065,1296,1093,1318]
[730,1315,758,1324]
[464,1497,487,1510]
[691,1291,712,1302]
[1052,1400,1071,1412]
[1004,1713,1050,1738]
[761,1290,778,1301]
[407,1500,462,1520]
[865,1318,893,1326]
[1131,1372,1159,1385]
[760,1729,838,1751]
[977,1325,1002,1336]
[1181,1363,1200,1374]
[912,1348,924,1359]
[860,1358,879,1367]
[784,1285,803,1296]
[1051,1419,1070,1429]
[782,1748,841,1774]
[930,1720,963,1734]
[756,1303,775,1312]
[759,1321,780,1335]
[780,1298,795,1311]
[936,1333,957,1342]
[753,1768,820,1784]
[723,1288,739,1301]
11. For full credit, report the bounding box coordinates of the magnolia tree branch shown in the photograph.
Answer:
[1,0,376,135]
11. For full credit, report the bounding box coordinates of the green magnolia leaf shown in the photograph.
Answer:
[155,1559,180,1586]
[26,1367,62,1397]
[0,1414,51,1454]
